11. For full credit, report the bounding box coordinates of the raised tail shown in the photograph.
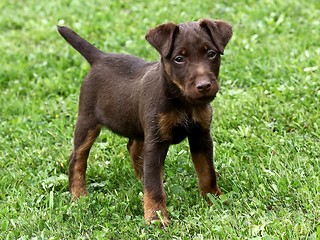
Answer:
[57,26,105,65]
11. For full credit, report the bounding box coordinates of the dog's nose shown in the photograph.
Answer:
[196,81,211,93]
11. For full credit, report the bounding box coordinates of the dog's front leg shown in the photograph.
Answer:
[188,128,222,201]
[142,140,170,226]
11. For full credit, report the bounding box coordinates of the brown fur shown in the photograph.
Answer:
[192,105,212,130]
[144,190,169,226]
[127,139,144,179]
[158,111,187,141]
[69,125,101,199]
[191,152,222,196]
[57,19,232,226]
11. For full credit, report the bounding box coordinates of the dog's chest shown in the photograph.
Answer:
[157,105,212,143]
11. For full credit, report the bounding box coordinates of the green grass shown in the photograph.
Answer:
[1,0,319,238]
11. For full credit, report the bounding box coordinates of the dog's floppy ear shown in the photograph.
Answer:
[145,23,178,57]
[200,19,232,55]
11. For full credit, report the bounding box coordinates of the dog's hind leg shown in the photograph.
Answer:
[127,139,144,179]
[69,118,101,200]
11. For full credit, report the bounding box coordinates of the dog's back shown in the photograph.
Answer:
[85,54,157,139]
[57,25,154,76]
[57,26,159,139]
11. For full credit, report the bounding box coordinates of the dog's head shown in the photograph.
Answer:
[146,19,232,105]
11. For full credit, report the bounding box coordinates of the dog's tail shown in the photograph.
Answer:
[57,26,104,65]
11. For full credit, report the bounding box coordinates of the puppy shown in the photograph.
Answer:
[57,19,232,226]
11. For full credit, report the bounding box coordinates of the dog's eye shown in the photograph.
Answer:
[174,56,185,64]
[207,50,217,59]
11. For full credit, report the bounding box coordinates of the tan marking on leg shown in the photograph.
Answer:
[69,126,101,200]
[192,152,222,197]
[128,139,144,179]
[70,155,87,199]
[144,190,169,226]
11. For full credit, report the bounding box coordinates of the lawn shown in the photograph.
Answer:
[0,0,319,239]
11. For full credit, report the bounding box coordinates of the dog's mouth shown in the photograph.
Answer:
[186,92,217,105]
[170,77,218,104]
[185,82,218,104]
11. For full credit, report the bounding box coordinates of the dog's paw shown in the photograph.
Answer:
[70,188,87,201]
[145,211,170,227]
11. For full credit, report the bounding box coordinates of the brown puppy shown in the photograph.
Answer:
[57,19,232,226]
